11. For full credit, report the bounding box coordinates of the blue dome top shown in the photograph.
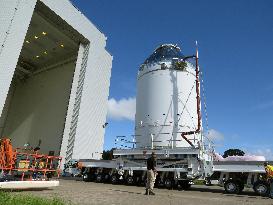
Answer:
[144,44,184,65]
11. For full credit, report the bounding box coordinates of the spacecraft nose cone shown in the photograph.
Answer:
[143,44,184,65]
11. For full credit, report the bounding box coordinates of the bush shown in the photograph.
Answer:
[0,191,67,205]
[223,149,245,158]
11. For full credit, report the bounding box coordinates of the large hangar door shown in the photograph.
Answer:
[0,2,85,155]
[1,62,77,153]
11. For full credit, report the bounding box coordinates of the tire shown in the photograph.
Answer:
[164,179,173,189]
[238,182,244,193]
[157,179,165,188]
[135,177,141,186]
[104,174,110,182]
[253,181,269,196]
[126,176,134,185]
[111,175,118,184]
[139,178,146,187]
[205,179,212,186]
[46,172,52,179]
[82,173,91,182]
[224,180,239,194]
[95,174,103,183]
[181,180,191,190]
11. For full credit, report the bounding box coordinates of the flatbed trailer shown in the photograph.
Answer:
[79,154,272,196]
[79,147,213,190]
[210,161,273,196]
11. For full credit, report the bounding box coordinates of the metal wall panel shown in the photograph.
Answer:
[40,0,112,161]
[72,44,112,160]
[0,82,15,137]
[59,43,85,161]
[0,0,37,118]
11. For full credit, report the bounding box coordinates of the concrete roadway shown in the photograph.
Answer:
[19,179,273,205]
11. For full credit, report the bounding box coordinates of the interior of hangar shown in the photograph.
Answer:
[0,2,86,156]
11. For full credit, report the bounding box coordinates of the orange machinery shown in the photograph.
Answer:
[0,138,62,181]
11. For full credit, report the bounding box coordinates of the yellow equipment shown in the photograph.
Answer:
[265,165,273,179]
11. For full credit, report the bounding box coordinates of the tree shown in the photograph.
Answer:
[102,148,115,160]
[223,149,245,158]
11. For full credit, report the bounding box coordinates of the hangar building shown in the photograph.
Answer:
[0,0,112,164]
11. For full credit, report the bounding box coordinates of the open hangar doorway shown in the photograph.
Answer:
[0,1,87,156]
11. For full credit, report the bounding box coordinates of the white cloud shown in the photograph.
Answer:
[107,97,136,121]
[206,129,224,141]
[247,148,273,161]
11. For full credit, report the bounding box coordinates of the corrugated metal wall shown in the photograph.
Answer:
[64,43,90,162]
[0,0,37,119]
[39,0,113,161]
[72,43,112,160]
[59,44,85,161]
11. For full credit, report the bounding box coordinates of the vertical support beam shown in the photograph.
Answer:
[59,43,86,164]
[195,44,202,132]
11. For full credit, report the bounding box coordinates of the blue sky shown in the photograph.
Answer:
[71,0,273,159]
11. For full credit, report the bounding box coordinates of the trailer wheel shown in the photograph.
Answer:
[238,182,244,193]
[164,179,173,189]
[157,179,165,188]
[139,178,147,187]
[205,179,212,186]
[135,176,141,186]
[82,173,91,182]
[104,174,110,182]
[179,180,191,190]
[111,175,118,184]
[95,174,103,183]
[46,172,52,179]
[253,181,269,196]
[126,176,134,185]
[224,180,239,194]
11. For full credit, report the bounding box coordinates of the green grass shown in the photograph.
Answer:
[193,179,206,185]
[0,191,67,205]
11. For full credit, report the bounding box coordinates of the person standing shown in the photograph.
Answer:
[264,162,273,199]
[145,152,157,195]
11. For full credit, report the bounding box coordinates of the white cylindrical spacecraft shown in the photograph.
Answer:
[135,44,201,149]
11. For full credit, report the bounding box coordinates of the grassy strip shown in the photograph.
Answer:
[0,191,67,205]
[193,180,205,185]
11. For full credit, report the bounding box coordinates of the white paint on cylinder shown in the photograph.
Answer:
[135,46,201,148]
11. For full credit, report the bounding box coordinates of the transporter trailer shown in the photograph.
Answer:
[79,151,272,196]
[80,146,213,190]
[79,44,271,196]
[211,161,272,196]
